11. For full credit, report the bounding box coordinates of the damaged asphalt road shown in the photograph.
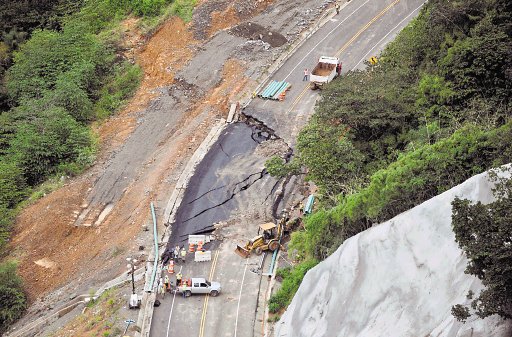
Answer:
[164,122,281,253]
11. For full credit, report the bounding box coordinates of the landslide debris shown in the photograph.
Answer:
[229,22,288,47]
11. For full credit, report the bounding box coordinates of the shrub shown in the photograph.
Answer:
[94,62,142,119]
[9,107,93,185]
[268,260,317,313]
[0,261,26,333]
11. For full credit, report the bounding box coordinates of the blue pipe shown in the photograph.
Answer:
[265,81,280,97]
[268,249,278,275]
[260,81,273,97]
[272,82,289,99]
[149,202,158,292]
[269,81,284,97]
[262,81,277,97]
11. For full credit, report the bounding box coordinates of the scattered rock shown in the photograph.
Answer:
[230,22,288,47]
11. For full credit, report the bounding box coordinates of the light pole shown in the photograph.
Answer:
[127,257,140,309]
[126,257,138,294]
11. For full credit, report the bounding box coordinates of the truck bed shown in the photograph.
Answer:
[312,63,336,76]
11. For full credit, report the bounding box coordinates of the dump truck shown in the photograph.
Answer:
[178,278,221,297]
[310,56,341,89]
[235,210,289,258]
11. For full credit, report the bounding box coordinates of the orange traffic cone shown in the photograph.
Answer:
[189,243,195,253]
[197,241,204,252]
[168,260,174,274]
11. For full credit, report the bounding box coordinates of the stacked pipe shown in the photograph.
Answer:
[258,80,291,100]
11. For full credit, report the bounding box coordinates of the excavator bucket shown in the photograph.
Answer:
[235,245,250,258]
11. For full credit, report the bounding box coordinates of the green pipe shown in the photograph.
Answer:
[268,249,278,275]
[149,202,158,292]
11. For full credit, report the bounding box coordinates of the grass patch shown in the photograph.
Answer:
[268,259,317,314]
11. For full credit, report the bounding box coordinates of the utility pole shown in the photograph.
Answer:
[127,257,138,294]
[127,257,140,309]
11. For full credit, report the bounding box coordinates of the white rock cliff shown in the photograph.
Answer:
[275,167,512,337]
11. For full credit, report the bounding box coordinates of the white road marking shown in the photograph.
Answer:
[352,2,425,70]
[166,266,183,337]
[234,259,249,337]
[282,0,370,82]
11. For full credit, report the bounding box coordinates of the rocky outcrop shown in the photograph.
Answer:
[275,167,512,337]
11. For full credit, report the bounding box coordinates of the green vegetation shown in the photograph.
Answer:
[268,260,317,313]
[451,172,512,320]
[267,0,512,316]
[0,0,197,331]
[0,261,26,333]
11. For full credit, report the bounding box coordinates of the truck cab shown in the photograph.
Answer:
[179,277,221,297]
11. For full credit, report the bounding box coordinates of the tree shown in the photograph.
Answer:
[451,171,512,319]
[297,121,364,198]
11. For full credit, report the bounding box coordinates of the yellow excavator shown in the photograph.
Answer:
[235,210,288,258]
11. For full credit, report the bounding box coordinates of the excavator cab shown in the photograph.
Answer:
[258,222,277,238]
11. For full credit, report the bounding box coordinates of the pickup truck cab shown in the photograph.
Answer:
[178,278,221,297]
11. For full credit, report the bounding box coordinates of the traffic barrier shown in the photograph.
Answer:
[188,234,211,245]
[167,260,174,274]
[194,250,212,262]
[189,243,196,253]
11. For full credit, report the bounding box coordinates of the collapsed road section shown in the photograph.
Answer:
[163,119,290,258]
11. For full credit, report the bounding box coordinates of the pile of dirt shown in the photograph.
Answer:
[192,0,274,39]
[229,22,288,47]
[255,139,290,158]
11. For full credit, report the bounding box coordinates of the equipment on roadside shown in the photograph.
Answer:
[129,293,141,309]
[235,210,289,258]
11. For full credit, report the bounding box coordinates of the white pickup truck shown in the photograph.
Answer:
[310,56,341,89]
[178,278,221,297]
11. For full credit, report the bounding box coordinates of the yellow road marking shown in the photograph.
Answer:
[286,0,401,115]
[335,0,401,58]
[198,249,220,337]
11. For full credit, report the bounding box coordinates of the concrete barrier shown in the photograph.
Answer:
[194,250,212,262]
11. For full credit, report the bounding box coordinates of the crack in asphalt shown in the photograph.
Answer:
[272,174,291,218]
[264,178,283,203]
[181,169,268,223]
[187,184,227,204]
[218,142,230,158]
[179,225,216,237]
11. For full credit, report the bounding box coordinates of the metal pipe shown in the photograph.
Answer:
[264,81,279,97]
[268,249,278,275]
[149,202,158,292]
[271,81,286,97]
[261,80,276,97]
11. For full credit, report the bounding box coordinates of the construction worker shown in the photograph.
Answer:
[176,272,182,286]
[164,275,170,291]
[180,247,187,263]
[159,277,165,297]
